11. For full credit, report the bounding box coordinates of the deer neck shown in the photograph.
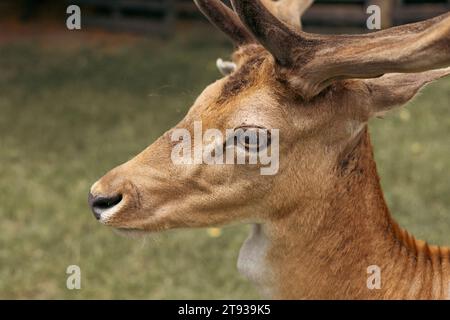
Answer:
[238,128,450,299]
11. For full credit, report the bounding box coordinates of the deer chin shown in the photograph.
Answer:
[112,227,151,238]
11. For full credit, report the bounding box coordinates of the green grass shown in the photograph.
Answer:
[0,27,449,299]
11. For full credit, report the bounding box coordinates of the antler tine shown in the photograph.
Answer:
[260,0,313,30]
[194,0,253,45]
[230,0,318,66]
[300,11,450,97]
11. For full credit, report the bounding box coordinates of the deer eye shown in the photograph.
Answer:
[234,126,271,152]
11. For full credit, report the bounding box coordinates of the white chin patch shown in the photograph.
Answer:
[216,58,237,76]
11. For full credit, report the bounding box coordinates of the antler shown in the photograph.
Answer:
[260,0,313,30]
[193,0,253,45]
[195,0,449,99]
[194,0,313,46]
[301,12,450,97]
[230,0,319,66]
[231,0,450,98]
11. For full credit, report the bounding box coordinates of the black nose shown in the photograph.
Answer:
[88,193,123,220]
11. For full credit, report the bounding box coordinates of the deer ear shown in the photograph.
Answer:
[216,58,237,76]
[364,68,450,117]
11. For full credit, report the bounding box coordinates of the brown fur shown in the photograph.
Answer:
[218,46,267,103]
[265,128,450,299]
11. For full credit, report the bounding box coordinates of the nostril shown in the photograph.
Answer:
[88,193,123,220]
[93,194,123,210]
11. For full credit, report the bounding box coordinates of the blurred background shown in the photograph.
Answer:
[0,0,449,299]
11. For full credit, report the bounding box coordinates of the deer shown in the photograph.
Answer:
[88,0,450,299]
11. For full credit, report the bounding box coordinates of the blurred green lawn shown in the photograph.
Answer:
[0,26,449,299]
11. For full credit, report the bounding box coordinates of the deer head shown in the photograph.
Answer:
[88,0,450,237]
